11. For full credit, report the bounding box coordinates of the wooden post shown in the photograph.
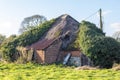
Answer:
[99,9,103,31]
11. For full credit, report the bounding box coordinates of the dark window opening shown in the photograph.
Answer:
[64,35,70,41]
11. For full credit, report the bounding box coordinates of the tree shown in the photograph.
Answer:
[19,15,47,33]
[78,21,120,68]
[0,34,6,45]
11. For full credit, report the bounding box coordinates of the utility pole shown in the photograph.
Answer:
[99,9,103,31]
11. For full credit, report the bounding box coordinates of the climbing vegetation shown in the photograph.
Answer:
[0,19,55,61]
[78,21,120,68]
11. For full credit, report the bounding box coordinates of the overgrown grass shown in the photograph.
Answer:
[0,63,120,80]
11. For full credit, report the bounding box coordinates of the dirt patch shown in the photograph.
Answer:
[112,65,120,71]
[75,65,97,70]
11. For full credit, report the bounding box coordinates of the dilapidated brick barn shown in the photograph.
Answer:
[25,14,92,66]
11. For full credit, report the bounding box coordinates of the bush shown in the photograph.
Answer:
[0,35,18,61]
[0,19,55,61]
[78,21,120,68]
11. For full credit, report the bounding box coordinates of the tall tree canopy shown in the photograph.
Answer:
[19,15,47,33]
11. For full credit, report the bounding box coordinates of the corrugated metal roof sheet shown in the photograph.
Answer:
[26,38,58,50]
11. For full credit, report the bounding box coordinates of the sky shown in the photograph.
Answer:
[0,0,120,37]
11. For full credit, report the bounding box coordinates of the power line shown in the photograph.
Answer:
[83,10,99,20]
[83,9,104,32]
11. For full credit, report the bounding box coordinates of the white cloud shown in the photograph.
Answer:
[110,22,120,31]
[96,10,112,17]
[0,21,20,37]
[103,10,112,16]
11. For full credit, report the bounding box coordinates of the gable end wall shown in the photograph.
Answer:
[45,39,62,63]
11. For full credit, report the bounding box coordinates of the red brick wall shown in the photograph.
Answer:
[45,40,62,64]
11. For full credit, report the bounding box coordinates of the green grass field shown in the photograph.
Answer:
[0,63,120,80]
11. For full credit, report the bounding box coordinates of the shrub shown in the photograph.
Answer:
[78,21,120,68]
[0,19,55,61]
[0,35,18,61]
